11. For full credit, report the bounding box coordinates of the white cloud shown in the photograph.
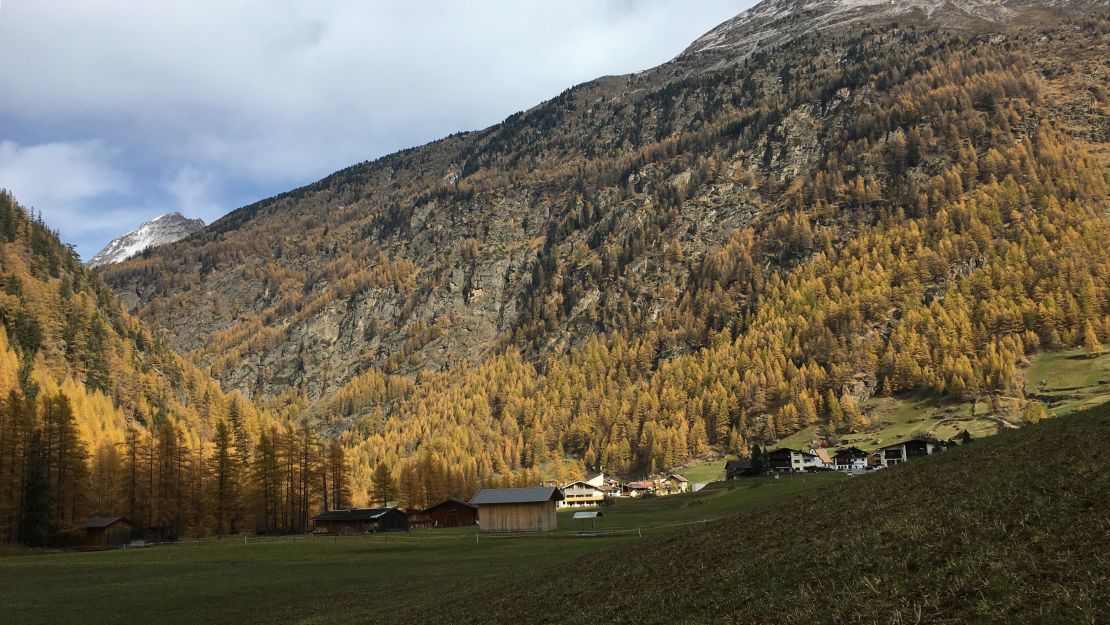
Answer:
[167,167,220,219]
[0,139,147,255]
[0,1,756,257]
[0,140,129,206]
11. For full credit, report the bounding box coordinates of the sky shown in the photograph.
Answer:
[0,1,755,260]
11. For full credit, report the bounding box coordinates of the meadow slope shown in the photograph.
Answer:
[403,403,1110,625]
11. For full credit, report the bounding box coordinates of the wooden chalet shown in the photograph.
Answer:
[767,448,822,473]
[623,481,655,497]
[311,507,409,535]
[832,446,869,471]
[79,516,132,550]
[661,474,690,494]
[878,438,946,467]
[559,480,606,508]
[470,487,562,532]
[725,458,754,479]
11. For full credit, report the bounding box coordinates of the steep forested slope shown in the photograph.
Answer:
[0,193,346,545]
[102,3,1110,503]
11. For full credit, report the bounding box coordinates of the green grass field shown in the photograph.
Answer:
[0,474,843,625]
[409,401,1110,625]
[1027,344,1110,415]
[677,458,727,483]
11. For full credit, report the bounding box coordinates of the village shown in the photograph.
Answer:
[78,433,964,548]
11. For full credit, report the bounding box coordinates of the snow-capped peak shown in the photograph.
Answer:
[88,212,205,267]
[682,0,1105,60]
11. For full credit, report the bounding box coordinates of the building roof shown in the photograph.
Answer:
[768,447,816,458]
[572,511,603,519]
[666,474,689,483]
[83,516,130,529]
[725,458,752,470]
[312,508,396,522]
[470,487,563,505]
[561,480,601,490]
[625,481,654,489]
[423,498,477,513]
[834,446,868,459]
[878,437,945,451]
[810,449,833,464]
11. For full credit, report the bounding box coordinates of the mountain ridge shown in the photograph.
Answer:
[88,212,204,268]
[679,0,1110,68]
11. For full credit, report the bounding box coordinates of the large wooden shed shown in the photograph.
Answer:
[470,487,563,533]
[79,517,132,549]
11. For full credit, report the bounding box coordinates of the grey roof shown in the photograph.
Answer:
[572,511,602,519]
[84,516,130,529]
[470,487,563,505]
[312,508,396,522]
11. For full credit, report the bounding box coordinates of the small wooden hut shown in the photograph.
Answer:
[79,517,132,550]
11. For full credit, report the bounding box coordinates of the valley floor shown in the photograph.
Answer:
[0,475,842,625]
[3,398,1106,625]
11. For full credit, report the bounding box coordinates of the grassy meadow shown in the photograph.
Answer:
[0,473,842,625]
[1027,344,1110,415]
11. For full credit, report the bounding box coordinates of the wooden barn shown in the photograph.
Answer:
[419,498,478,528]
[470,487,562,533]
[79,517,132,550]
[311,508,409,535]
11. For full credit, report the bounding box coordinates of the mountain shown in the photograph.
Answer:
[87,212,204,268]
[101,1,1110,501]
[682,0,1107,61]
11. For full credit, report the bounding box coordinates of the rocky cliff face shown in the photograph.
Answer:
[88,212,204,267]
[100,0,1108,410]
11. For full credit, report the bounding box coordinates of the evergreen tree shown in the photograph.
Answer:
[371,462,397,507]
[1083,321,1102,358]
[211,420,234,537]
